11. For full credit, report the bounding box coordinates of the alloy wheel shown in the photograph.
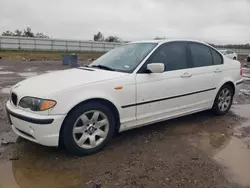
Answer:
[218,88,232,112]
[72,110,109,149]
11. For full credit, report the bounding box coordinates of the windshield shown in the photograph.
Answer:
[89,43,157,73]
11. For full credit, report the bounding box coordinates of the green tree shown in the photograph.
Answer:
[94,32,104,41]
[14,29,23,36]
[154,37,166,40]
[23,27,34,37]
[2,30,14,36]
[35,32,49,38]
[105,36,121,42]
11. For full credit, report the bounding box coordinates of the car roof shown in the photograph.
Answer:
[130,39,212,45]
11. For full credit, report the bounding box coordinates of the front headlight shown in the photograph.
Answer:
[19,97,56,111]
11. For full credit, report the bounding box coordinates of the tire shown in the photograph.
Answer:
[61,101,115,156]
[212,84,233,115]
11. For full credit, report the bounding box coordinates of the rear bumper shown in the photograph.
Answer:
[6,101,66,147]
[235,79,244,94]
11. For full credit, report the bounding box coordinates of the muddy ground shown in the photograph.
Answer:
[0,60,250,188]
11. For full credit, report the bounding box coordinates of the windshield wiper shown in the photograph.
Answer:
[91,65,114,71]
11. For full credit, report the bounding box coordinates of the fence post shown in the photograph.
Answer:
[79,41,81,52]
[0,37,1,51]
[91,42,93,52]
[18,37,21,50]
[66,41,68,52]
[34,38,36,51]
[51,40,54,51]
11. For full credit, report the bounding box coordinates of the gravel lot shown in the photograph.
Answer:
[0,59,250,188]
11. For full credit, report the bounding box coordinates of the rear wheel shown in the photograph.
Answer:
[61,102,115,155]
[212,84,233,115]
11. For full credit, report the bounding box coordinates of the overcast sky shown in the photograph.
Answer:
[0,0,249,44]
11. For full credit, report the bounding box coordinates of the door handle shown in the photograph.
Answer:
[181,72,192,78]
[214,68,222,73]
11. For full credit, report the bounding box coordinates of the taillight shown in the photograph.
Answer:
[240,63,243,76]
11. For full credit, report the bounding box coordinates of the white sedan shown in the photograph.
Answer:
[219,49,238,60]
[6,39,243,155]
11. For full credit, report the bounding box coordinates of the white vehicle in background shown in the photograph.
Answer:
[219,49,238,60]
[6,39,243,155]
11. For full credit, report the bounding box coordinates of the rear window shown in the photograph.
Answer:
[189,43,213,67]
[211,49,223,65]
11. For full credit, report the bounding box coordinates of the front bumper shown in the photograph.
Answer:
[6,101,66,147]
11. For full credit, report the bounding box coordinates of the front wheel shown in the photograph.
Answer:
[212,85,233,115]
[61,102,115,155]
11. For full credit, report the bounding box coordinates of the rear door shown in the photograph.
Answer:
[187,42,222,107]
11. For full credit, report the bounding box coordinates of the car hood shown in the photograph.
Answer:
[12,67,128,98]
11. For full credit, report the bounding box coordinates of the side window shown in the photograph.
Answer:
[189,43,213,67]
[211,49,223,65]
[149,42,188,71]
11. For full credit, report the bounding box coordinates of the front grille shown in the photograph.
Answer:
[11,92,18,106]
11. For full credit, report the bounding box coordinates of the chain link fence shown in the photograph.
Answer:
[0,36,122,52]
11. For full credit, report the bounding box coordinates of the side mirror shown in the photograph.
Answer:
[146,63,165,73]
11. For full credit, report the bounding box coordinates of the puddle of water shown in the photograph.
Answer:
[231,104,250,119]
[24,67,37,72]
[0,160,83,188]
[46,70,59,73]
[214,137,250,187]
[0,71,14,75]
[0,87,11,94]
[17,72,38,78]
[189,131,229,154]
[0,162,19,188]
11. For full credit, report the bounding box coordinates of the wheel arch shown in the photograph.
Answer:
[220,81,235,96]
[59,98,121,147]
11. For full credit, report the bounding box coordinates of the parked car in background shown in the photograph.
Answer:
[247,54,250,62]
[219,49,238,60]
[6,39,243,155]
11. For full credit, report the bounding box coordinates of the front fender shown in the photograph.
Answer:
[46,74,137,126]
[48,87,122,115]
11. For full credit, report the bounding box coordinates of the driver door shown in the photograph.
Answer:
[135,42,196,121]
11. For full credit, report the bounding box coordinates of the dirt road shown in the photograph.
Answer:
[0,60,250,188]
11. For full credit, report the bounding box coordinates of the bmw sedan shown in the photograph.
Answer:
[6,39,243,155]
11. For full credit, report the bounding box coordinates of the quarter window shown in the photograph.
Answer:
[148,42,188,71]
[211,49,223,65]
[189,43,213,67]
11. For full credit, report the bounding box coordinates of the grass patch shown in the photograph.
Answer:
[0,50,105,61]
